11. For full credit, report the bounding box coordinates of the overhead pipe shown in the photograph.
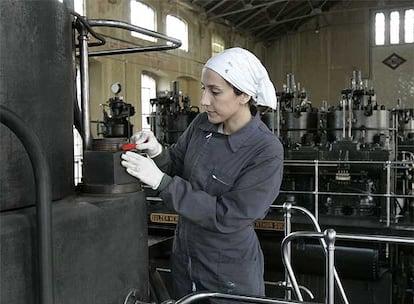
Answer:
[0,105,54,304]
[86,19,182,57]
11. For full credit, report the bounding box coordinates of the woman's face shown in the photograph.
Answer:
[200,67,250,126]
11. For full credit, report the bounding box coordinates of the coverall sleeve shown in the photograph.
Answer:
[152,114,199,177]
[159,145,283,234]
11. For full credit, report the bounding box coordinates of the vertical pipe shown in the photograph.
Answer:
[386,160,391,227]
[0,106,54,304]
[276,102,280,137]
[314,160,319,221]
[342,97,346,139]
[78,26,92,150]
[392,111,397,159]
[347,97,352,139]
[283,203,292,300]
[324,229,336,304]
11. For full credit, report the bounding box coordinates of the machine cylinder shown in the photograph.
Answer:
[398,109,414,139]
[327,109,390,145]
[281,111,319,146]
[0,0,74,210]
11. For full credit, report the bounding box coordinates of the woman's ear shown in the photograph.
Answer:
[240,93,251,105]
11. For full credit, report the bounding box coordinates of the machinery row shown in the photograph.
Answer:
[146,72,414,303]
[0,1,413,304]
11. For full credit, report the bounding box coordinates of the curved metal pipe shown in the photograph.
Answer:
[281,230,414,302]
[0,105,54,304]
[86,19,182,57]
[271,204,349,304]
[175,291,310,304]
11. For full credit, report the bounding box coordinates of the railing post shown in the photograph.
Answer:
[282,202,292,300]
[324,229,336,304]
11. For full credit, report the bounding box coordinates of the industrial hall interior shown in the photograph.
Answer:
[1,0,414,304]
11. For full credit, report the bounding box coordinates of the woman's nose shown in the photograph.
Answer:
[200,91,210,106]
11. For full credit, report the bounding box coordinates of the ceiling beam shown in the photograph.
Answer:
[208,0,286,20]
[206,0,228,14]
[253,11,315,40]
[249,9,317,32]
[234,0,288,28]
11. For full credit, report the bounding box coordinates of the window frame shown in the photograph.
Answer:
[211,34,225,57]
[141,73,157,131]
[130,0,157,42]
[166,14,189,52]
[372,7,414,46]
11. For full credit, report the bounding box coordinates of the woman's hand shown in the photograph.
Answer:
[131,130,162,158]
[121,151,164,190]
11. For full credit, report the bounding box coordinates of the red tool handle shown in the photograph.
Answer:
[121,143,137,151]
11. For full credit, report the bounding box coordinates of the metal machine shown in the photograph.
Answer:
[93,82,136,139]
[147,71,414,303]
[1,0,412,303]
[0,1,180,304]
[148,80,199,147]
[261,71,414,303]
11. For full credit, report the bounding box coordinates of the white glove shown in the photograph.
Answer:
[131,130,162,158]
[121,151,164,190]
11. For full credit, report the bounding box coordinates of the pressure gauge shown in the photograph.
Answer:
[110,82,122,95]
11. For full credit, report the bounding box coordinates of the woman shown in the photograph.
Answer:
[121,47,284,302]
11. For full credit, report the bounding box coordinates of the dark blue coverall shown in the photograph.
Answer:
[154,111,284,302]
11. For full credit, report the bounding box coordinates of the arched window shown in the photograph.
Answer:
[141,74,156,130]
[130,0,156,42]
[211,34,225,56]
[166,15,188,51]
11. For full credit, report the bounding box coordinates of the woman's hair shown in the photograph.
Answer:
[226,80,257,114]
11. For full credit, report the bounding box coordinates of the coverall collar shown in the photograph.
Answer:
[198,112,261,153]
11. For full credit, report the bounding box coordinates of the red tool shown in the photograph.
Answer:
[121,143,137,151]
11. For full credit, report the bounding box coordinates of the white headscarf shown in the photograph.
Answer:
[204,47,277,109]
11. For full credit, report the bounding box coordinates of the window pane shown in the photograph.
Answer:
[212,35,225,57]
[130,1,156,42]
[166,15,188,51]
[74,69,83,185]
[405,9,414,43]
[375,12,385,45]
[141,74,156,130]
[74,0,84,15]
[390,11,400,44]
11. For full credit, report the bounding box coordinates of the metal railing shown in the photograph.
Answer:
[270,203,349,304]
[281,159,414,226]
[281,229,414,304]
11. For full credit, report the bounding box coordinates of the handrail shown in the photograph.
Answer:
[281,230,414,303]
[86,19,182,57]
[174,291,311,304]
[271,204,349,304]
